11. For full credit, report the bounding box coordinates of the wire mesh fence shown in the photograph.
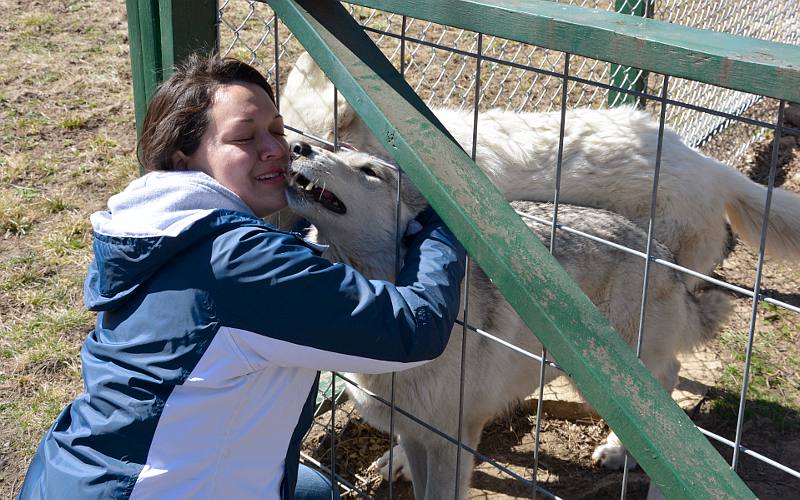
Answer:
[217,0,800,498]
[219,0,800,163]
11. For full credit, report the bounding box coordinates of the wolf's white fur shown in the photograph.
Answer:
[286,145,730,500]
[281,52,800,292]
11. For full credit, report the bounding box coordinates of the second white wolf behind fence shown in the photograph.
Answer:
[286,142,730,500]
[279,52,800,293]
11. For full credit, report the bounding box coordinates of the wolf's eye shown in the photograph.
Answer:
[359,166,380,178]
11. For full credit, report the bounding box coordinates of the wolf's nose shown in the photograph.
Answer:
[291,141,312,157]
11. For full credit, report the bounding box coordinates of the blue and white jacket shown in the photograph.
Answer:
[20,171,465,499]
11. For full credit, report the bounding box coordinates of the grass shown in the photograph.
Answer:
[712,301,800,430]
[0,2,137,495]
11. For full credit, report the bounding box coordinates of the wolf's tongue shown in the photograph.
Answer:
[309,185,346,214]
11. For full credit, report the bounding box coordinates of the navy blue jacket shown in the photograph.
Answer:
[19,171,465,499]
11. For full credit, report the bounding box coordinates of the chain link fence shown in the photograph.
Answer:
[219,0,798,163]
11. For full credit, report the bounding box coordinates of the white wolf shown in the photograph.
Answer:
[280,52,800,292]
[286,142,731,500]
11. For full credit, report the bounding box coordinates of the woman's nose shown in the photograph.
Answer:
[258,132,289,160]
[290,141,312,157]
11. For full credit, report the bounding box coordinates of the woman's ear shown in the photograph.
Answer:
[171,151,189,171]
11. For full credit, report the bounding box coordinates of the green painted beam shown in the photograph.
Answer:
[345,0,800,103]
[266,1,755,498]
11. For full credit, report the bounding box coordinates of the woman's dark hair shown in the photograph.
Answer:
[138,53,276,171]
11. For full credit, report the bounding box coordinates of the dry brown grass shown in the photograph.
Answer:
[0,1,137,495]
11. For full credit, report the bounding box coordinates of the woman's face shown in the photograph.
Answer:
[184,82,289,217]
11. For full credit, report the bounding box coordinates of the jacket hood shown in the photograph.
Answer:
[85,171,256,311]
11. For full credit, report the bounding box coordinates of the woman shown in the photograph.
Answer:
[19,55,465,499]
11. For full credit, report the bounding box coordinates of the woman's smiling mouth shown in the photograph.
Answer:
[255,171,286,184]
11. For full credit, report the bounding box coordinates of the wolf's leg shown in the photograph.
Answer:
[399,437,431,500]
[408,422,481,500]
[374,443,411,482]
[591,431,636,470]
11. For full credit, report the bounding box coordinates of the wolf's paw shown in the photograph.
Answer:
[592,432,638,470]
[371,444,411,482]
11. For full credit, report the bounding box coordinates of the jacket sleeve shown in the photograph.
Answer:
[208,219,466,374]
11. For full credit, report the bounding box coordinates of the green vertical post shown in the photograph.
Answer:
[126,0,163,140]
[158,0,218,78]
[126,0,218,152]
[609,0,653,107]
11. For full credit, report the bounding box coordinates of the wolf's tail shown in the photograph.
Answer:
[717,158,800,260]
[691,287,732,347]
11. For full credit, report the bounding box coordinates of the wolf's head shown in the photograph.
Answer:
[286,142,428,278]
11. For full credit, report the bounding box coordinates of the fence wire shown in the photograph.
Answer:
[217,0,800,498]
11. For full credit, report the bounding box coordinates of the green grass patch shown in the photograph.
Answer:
[44,197,74,215]
[60,117,85,129]
[13,185,39,200]
[30,70,62,86]
[43,220,91,256]
[4,307,91,360]
[21,13,55,32]
[90,133,119,153]
[712,326,800,429]
[1,209,34,236]
[0,254,47,293]
[18,38,57,54]
[2,153,60,181]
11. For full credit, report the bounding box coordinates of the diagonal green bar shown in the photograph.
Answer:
[266,1,755,498]
[345,0,800,103]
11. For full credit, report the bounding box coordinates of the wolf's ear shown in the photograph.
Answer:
[295,51,358,129]
[294,52,327,89]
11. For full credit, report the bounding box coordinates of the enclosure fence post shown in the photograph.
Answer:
[125,0,162,146]
[608,0,654,108]
[125,0,218,166]
[158,0,218,78]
